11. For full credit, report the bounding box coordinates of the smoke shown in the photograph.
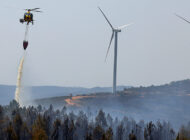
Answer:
[15,55,25,105]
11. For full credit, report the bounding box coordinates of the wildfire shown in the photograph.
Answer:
[65,98,78,106]
[65,95,95,106]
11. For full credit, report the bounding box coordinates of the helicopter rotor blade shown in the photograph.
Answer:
[31,8,40,11]
[34,10,43,13]
[24,8,40,11]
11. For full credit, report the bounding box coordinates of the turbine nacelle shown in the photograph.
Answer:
[114,29,121,32]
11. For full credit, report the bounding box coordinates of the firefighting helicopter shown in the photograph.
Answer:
[20,8,42,50]
[20,8,42,25]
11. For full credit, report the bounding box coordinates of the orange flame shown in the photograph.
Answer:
[65,95,95,107]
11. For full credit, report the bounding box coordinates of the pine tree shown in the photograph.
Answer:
[116,123,125,140]
[85,133,93,140]
[5,122,18,140]
[20,122,31,140]
[13,113,23,139]
[93,125,105,140]
[32,115,48,140]
[68,120,75,140]
[129,130,137,140]
[62,117,69,140]
[51,119,61,140]
[0,105,3,120]
[105,127,113,140]
[95,110,107,129]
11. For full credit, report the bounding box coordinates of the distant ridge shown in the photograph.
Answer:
[0,85,130,105]
[1,79,190,105]
[122,79,190,95]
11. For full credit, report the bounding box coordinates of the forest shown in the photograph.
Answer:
[0,100,189,140]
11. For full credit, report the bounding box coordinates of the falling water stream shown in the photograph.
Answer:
[15,55,25,104]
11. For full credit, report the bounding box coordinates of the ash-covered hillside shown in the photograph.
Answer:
[33,79,190,130]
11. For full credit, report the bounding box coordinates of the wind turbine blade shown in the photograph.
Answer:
[118,23,134,30]
[105,32,114,61]
[175,13,190,24]
[98,7,114,30]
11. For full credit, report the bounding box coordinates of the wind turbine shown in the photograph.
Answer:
[98,7,133,94]
[175,13,190,24]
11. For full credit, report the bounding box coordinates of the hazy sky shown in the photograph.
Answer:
[0,0,190,87]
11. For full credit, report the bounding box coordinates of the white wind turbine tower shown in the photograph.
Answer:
[99,7,133,94]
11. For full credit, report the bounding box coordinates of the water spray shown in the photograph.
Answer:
[15,24,29,104]
[15,55,25,104]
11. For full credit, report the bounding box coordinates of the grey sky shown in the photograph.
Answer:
[0,0,190,87]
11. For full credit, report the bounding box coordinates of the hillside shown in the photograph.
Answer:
[122,79,190,96]
[34,79,190,129]
[0,85,129,105]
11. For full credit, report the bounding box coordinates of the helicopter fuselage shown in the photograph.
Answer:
[20,12,34,25]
